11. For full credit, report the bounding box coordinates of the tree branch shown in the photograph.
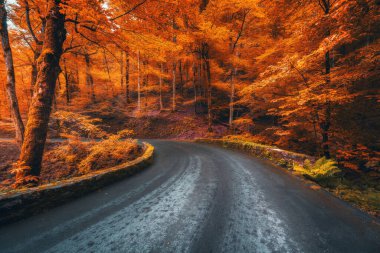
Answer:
[111,0,148,21]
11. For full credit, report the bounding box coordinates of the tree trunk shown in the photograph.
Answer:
[159,63,163,111]
[18,0,66,180]
[229,67,235,129]
[198,60,202,108]
[84,53,95,102]
[0,0,25,146]
[206,61,212,132]
[321,39,331,158]
[125,51,130,103]
[179,60,183,96]
[172,62,176,112]
[120,51,124,89]
[137,51,141,111]
[192,62,197,114]
[30,61,38,95]
[312,110,320,156]
[320,103,331,159]
[29,44,43,94]
[318,0,332,159]
[25,0,45,96]
[63,58,70,104]
[144,60,148,109]
[103,50,113,96]
[202,43,212,132]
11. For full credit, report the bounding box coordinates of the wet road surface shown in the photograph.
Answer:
[0,140,379,253]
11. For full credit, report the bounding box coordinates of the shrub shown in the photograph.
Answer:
[40,130,139,182]
[78,131,140,174]
[41,138,91,182]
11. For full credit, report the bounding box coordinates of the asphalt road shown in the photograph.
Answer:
[0,140,379,253]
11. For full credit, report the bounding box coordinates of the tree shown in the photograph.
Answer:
[17,0,66,182]
[0,0,24,146]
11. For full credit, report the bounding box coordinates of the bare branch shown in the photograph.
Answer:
[111,0,148,21]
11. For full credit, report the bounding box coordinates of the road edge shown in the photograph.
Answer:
[195,138,380,223]
[0,142,154,226]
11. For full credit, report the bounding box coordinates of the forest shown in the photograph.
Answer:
[0,0,379,215]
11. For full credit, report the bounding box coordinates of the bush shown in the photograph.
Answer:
[78,131,140,174]
[40,130,140,182]
[41,138,91,182]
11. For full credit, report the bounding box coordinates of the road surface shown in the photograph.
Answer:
[0,140,379,253]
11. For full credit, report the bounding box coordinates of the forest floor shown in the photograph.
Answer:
[0,138,143,191]
[80,99,228,139]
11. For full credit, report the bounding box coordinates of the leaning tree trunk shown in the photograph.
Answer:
[18,0,66,180]
[0,0,25,146]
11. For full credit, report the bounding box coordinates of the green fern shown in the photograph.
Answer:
[294,157,341,181]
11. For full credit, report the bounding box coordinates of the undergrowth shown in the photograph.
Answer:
[42,130,140,182]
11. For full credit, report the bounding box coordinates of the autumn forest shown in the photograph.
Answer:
[0,0,380,240]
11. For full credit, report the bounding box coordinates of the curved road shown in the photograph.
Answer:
[0,140,379,253]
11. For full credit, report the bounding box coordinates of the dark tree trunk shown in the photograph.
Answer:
[84,53,95,102]
[120,51,124,88]
[63,58,70,104]
[144,62,148,109]
[320,103,331,159]
[202,43,212,132]
[18,0,66,181]
[179,60,184,96]
[172,62,176,112]
[0,0,25,146]
[137,51,141,111]
[318,0,333,159]
[159,63,163,111]
[229,67,235,129]
[30,60,38,94]
[25,0,45,96]
[192,62,197,114]
[125,51,130,103]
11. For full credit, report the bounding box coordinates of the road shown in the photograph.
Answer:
[0,140,379,253]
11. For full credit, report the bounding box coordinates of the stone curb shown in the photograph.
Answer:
[0,142,154,225]
[195,138,313,169]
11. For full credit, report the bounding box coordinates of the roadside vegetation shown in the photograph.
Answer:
[198,138,380,217]
[0,113,142,191]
